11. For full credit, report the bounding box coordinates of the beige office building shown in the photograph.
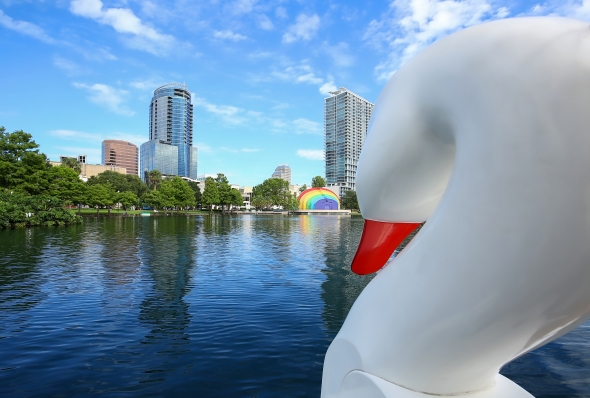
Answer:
[102,140,138,175]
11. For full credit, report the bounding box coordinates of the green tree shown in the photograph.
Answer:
[147,169,162,190]
[251,178,291,209]
[117,191,138,212]
[230,188,243,211]
[285,193,300,212]
[0,126,50,195]
[143,190,165,212]
[87,171,147,198]
[201,177,219,212]
[85,184,115,216]
[341,190,359,210]
[46,166,87,209]
[60,156,81,174]
[124,174,148,197]
[187,181,202,205]
[159,177,196,213]
[0,189,81,228]
[251,194,271,210]
[311,176,326,188]
[298,184,307,193]
[215,173,232,214]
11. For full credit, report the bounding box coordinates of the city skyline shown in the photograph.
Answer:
[1,0,587,186]
[140,83,198,181]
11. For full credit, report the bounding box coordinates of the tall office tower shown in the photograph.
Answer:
[140,83,197,182]
[324,87,374,198]
[102,140,139,175]
[271,164,292,184]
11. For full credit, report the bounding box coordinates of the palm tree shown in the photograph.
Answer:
[147,169,162,190]
[60,157,81,174]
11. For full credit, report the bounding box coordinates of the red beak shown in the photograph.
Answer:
[351,220,421,275]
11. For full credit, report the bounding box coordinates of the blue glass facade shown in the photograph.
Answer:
[141,83,197,181]
[140,141,178,181]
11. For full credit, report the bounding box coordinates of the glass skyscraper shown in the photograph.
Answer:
[324,87,374,198]
[271,164,291,184]
[140,83,197,182]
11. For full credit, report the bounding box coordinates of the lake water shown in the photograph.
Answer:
[0,215,589,397]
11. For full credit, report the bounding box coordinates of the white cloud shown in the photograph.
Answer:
[213,30,248,41]
[192,97,247,124]
[231,0,257,15]
[258,14,274,30]
[129,79,163,90]
[70,0,179,56]
[50,129,145,146]
[276,7,288,19]
[564,0,590,20]
[191,96,321,136]
[271,63,336,95]
[296,149,324,160]
[283,13,320,43]
[53,56,80,73]
[194,142,214,153]
[248,50,273,59]
[0,10,56,43]
[496,6,509,18]
[323,42,355,67]
[293,118,322,135]
[73,82,135,116]
[319,79,337,95]
[364,0,506,81]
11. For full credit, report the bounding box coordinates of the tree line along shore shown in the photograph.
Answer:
[0,127,359,229]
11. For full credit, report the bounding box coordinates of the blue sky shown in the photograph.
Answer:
[0,0,587,186]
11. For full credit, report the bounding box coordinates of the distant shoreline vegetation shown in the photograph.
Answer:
[0,126,223,229]
[0,126,360,229]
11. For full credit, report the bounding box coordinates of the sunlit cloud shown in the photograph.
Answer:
[73,82,135,116]
[70,0,183,56]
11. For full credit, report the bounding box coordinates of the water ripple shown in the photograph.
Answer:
[0,216,589,397]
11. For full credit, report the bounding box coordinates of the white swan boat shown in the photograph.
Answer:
[322,17,590,398]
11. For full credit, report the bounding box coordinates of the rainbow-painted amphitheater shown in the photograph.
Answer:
[297,188,340,210]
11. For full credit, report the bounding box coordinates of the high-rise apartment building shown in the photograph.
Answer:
[102,140,138,175]
[324,87,374,198]
[271,164,291,184]
[140,83,197,182]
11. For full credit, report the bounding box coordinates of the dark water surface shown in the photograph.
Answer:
[0,216,588,397]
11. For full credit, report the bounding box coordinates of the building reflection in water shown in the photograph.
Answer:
[319,216,374,334]
[136,216,197,380]
[98,217,143,314]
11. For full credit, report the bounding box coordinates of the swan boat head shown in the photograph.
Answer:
[322,17,590,398]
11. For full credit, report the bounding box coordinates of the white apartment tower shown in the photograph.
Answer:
[272,164,292,184]
[324,87,374,198]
